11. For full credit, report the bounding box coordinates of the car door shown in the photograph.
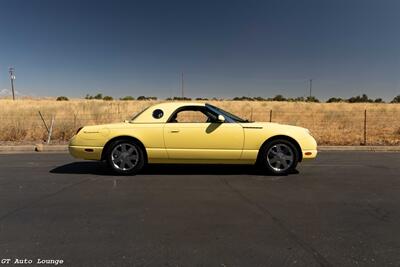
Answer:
[163,106,244,159]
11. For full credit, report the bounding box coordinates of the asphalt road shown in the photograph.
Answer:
[0,152,399,267]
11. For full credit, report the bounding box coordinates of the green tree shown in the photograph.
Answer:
[294,97,305,102]
[272,95,286,101]
[232,96,254,101]
[172,96,192,100]
[120,96,135,100]
[326,97,343,103]
[56,96,69,101]
[391,95,400,103]
[94,93,103,100]
[103,96,113,101]
[348,94,373,103]
[85,94,93,99]
[306,96,320,103]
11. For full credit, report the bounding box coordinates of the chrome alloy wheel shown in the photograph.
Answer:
[266,144,294,172]
[111,143,139,171]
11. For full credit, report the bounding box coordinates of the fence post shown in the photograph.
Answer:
[269,110,272,122]
[47,116,55,145]
[363,109,367,145]
[38,111,49,133]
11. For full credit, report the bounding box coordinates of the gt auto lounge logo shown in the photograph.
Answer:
[1,258,64,265]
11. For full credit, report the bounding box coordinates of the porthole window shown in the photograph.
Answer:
[152,109,164,119]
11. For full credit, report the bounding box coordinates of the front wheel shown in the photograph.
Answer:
[258,139,299,175]
[106,140,145,175]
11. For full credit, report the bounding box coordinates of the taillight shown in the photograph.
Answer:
[76,127,83,134]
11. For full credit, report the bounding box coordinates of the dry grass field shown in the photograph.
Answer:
[0,99,399,145]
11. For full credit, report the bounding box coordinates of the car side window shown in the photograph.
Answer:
[152,109,164,119]
[175,110,208,123]
[169,107,217,123]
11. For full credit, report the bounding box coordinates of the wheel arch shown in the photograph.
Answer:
[101,135,148,163]
[256,135,303,163]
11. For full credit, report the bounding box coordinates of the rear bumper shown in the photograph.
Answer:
[68,145,103,160]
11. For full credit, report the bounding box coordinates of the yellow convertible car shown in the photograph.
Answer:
[69,102,317,175]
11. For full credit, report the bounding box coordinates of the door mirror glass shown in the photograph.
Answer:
[217,115,225,122]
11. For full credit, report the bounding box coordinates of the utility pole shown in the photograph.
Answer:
[181,72,184,98]
[309,79,312,98]
[9,67,16,100]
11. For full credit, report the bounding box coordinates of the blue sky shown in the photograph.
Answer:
[0,0,399,100]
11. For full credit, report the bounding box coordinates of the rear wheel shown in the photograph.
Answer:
[106,140,145,175]
[258,139,299,175]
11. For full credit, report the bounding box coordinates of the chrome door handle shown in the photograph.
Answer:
[170,130,180,133]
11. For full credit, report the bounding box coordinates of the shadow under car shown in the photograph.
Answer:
[50,161,299,176]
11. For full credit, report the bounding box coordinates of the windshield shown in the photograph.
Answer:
[206,104,249,123]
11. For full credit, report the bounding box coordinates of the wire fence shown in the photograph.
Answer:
[0,109,399,145]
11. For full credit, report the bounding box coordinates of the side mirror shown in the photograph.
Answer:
[217,115,225,122]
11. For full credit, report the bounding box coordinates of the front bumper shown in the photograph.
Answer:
[302,149,318,159]
[299,133,318,160]
[68,145,103,160]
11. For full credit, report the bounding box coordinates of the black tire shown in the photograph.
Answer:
[258,139,299,175]
[106,139,145,175]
